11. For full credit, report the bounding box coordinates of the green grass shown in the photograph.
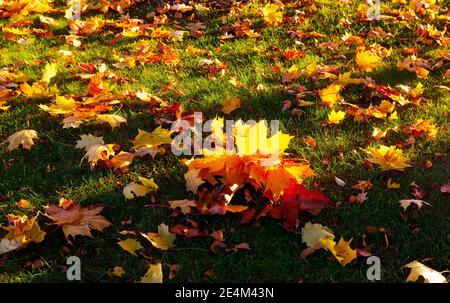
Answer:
[0,0,449,282]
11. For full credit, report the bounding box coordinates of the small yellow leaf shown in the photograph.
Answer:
[364,145,410,171]
[75,134,104,150]
[95,114,127,129]
[168,199,196,214]
[118,238,144,256]
[321,237,357,266]
[319,83,341,107]
[356,47,381,72]
[328,110,345,124]
[140,263,163,283]
[141,223,176,251]
[387,178,400,189]
[41,63,58,83]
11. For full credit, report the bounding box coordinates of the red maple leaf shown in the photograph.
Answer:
[270,181,334,230]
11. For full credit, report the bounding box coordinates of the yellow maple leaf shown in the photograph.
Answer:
[262,3,284,26]
[132,127,173,150]
[39,96,77,116]
[0,214,46,255]
[405,261,448,283]
[141,223,176,251]
[364,145,411,171]
[319,83,341,107]
[320,237,357,266]
[118,238,144,256]
[6,129,38,151]
[41,63,58,83]
[140,263,163,283]
[356,47,381,72]
[123,177,158,200]
[20,81,58,98]
[328,110,345,124]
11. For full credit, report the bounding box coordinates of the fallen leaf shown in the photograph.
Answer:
[405,261,447,283]
[140,263,163,283]
[141,223,176,250]
[118,238,144,256]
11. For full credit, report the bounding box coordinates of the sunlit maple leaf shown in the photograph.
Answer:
[262,3,284,26]
[301,222,335,247]
[20,81,58,98]
[141,223,176,251]
[328,110,345,124]
[319,83,341,107]
[403,120,437,139]
[123,177,158,200]
[6,129,38,151]
[320,237,357,266]
[355,47,381,72]
[132,127,173,153]
[184,168,205,193]
[118,238,144,256]
[0,214,46,255]
[81,144,115,164]
[364,145,411,171]
[75,134,104,150]
[270,181,333,229]
[44,203,111,242]
[41,63,58,84]
[140,263,163,283]
[405,261,448,283]
[39,96,77,116]
[94,114,127,129]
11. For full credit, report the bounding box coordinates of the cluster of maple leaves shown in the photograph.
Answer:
[0,0,449,283]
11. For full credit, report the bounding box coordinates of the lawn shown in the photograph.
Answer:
[0,0,449,283]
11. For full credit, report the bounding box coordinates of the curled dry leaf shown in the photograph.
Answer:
[405,261,447,283]
[399,199,430,210]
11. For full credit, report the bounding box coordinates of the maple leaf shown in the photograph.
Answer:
[0,214,46,255]
[41,63,58,83]
[141,223,176,251]
[364,145,411,171]
[132,127,173,154]
[355,47,381,72]
[328,110,345,124]
[262,3,284,26]
[94,114,127,129]
[221,96,241,114]
[118,238,144,256]
[270,181,333,230]
[81,144,115,164]
[184,168,206,193]
[140,263,163,283]
[399,199,430,210]
[6,129,38,151]
[301,222,335,247]
[319,83,341,107]
[20,81,58,98]
[320,237,357,266]
[39,96,77,116]
[168,199,196,214]
[405,261,448,283]
[75,134,104,150]
[109,151,135,170]
[44,203,111,242]
[123,177,158,200]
